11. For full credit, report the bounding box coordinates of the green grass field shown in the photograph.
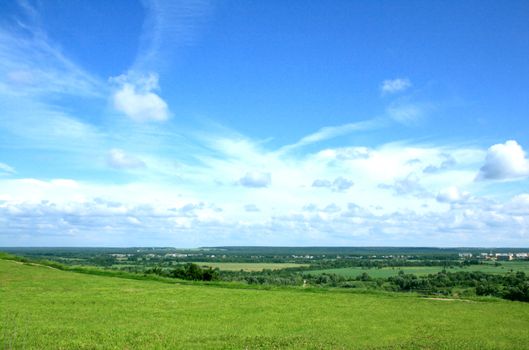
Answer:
[310,261,529,278]
[110,262,308,272]
[2,259,529,349]
[192,262,309,271]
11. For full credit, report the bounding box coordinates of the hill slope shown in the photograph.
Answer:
[1,259,529,349]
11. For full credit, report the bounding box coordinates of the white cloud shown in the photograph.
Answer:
[381,78,411,94]
[111,73,169,122]
[423,154,456,173]
[0,3,106,163]
[386,102,423,125]
[107,149,146,169]
[0,162,15,175]
[436,186,470,203]
[341,203,371,218]
[312,177,354,192]
[1,168,528,246]
[333,177,354,191]
[0,4,103,98]
[302,203,318,212]
[334,147,371,160]
[0,119,523,246]
[279,118,384,152]
[477,140,529,180]
[133,0,212,71]
[2,193,523,246]
[244,204,260,212]
[238,171,271,188]
[378,173,427,196]
[322,203,341,213]
[312,179,332,188]
[505,194,529,215]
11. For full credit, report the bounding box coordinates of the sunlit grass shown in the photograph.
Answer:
[1,259,529,349]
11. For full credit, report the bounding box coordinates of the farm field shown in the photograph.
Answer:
[311,261,529,279]
[109,262,308,272]
[2,259,529,349]
[192,262,309,271]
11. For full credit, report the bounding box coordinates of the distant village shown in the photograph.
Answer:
[459,252,529,261]
[108,250,529,262]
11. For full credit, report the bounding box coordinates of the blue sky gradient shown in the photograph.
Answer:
[1,0,529,247]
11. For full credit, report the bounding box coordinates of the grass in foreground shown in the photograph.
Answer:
[1,259,529,349]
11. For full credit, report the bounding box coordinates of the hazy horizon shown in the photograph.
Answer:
[2,245,529,250]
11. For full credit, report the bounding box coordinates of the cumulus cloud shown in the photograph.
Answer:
[0,196,226,246]
[322,203,341,213]
[111,73,169,122]
[244,204,260,212]
[302,203,318,212]
[423,154,456,174]
[476,140,529,181]
[239,171,271,188]
[406,158,422,166]
[107,149,146,169]
[312,179,332,188]
[436,186,470,204]
[1,128,524,246]
[381,78,411,94]
[1,176,529,246]
[378,173,427,197]
[312,177,354,192]
[334,147,371,160]
[333,177,355,191]
[340,203,372,219]
[505,194,529,215]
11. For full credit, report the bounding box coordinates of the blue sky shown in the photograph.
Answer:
[1,0,529,247]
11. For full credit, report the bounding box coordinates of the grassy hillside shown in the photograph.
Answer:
[1,259,529,349]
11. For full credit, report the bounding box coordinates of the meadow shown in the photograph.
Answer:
[192,262,309,271]
[2,259,529,349]
[310,261,529,279]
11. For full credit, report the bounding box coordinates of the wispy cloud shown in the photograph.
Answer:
[0,3,103,98]
[381,78,411,94]
[279,118,386,153]
[386,101,425,125]
[107,149,146,169]
[134,0,212,71]
[0,96,103,153]
[0,162,15,175]
[0,1,107,162]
